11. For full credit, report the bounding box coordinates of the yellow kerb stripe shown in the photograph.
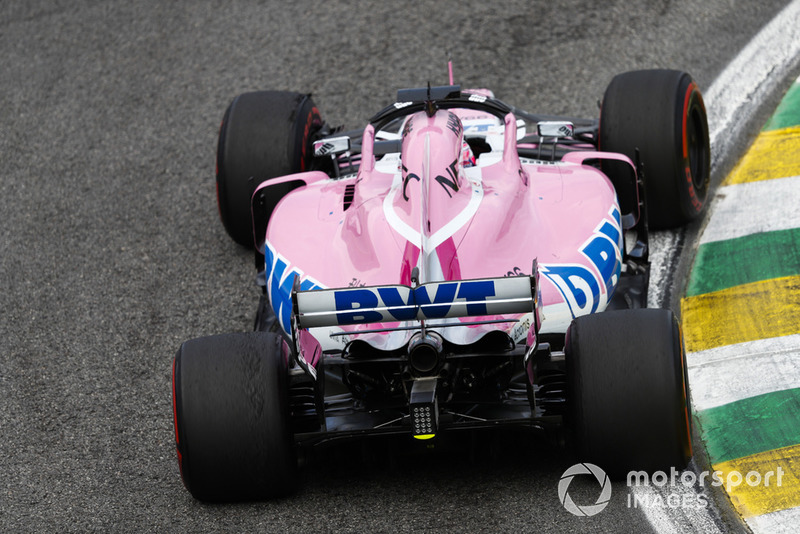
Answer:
[681,275,800,353]
[713,443,800,518]
[724,126,800,186]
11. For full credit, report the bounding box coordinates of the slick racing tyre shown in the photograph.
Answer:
[172,332,297,501]
[216,91,322,247]
[566,309,692,477]
[600,70,710,229]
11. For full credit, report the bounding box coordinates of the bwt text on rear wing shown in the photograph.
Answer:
[291,274,538,330]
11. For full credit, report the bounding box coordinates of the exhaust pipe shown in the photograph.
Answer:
[407,331,444,376]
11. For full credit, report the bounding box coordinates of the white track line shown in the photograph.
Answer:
[748,506,800,534]
[699,175,800,244]
[647,231,681,308]
[688,334,800,412]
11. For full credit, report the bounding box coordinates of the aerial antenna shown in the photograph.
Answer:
[447,52,454,85]
[424,81,437,117]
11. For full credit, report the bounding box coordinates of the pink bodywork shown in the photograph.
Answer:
[257,105,632,353]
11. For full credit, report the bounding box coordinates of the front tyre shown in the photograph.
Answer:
[600,70,710,229]
[172,332,297,501]
[566,309,692,477]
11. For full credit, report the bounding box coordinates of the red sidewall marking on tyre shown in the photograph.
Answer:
[300,106,321,172]
[682,83,694,159]
[171,357,184,475]
[682,82,704,214]
[171,358,179,445]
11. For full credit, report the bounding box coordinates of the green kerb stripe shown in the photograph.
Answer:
[764,82,800,131]
[686,228,800,297]
[697,387,800,465]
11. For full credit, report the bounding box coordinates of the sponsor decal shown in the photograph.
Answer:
[434,159,460,198]
[463,123,494,133]
[402,117,414,138]
[541,206,622,318]
[315,142,336,156]
[505,266,525,277]
[401,164,420,201]
[509,313,532,343]
[296,276,534,328]
[264,241,325,333]
[333,279,498,324]
[445,112,463,137]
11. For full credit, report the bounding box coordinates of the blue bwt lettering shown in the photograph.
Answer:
[332,280,499,325]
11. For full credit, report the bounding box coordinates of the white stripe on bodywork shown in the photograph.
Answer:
[420,133,431,282]
[537,302,573,335]
[699,174,800,245]
[382,178,420,246]
[382,160,484,251]
[427,167,483,249]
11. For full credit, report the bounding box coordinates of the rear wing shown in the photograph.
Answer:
[292,275,537,330]
[287,272,538,383]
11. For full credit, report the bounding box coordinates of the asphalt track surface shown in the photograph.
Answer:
[0,1,794,532]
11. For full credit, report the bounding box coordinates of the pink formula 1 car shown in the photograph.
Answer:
[172,69,709,501]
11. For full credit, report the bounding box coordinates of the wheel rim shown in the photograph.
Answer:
[687,104,708,191]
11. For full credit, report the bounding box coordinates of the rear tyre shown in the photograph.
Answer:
[172,332,297,501]
[216,91,322,247]
[600,69,710,229]
[566,309,692,477]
